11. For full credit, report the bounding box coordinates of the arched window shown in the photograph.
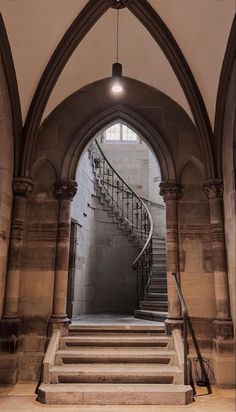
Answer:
[102,122,139,142]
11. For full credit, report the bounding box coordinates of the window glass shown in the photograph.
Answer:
[103,123,138,142]
[104,123,120,140]
[122,124,137,141]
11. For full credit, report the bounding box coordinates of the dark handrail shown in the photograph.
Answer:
[172,272,212,394]
[94,139,153,269]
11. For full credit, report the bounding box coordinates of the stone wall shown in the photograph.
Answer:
[0,54,14,318]
[178,162,215,343]
[222,62,236,334]
[100,139,164,205]
[100,139,166,237]
[70,150,138,317]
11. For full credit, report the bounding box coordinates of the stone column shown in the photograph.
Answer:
[3,178,34,320]
[159,181,182,333]
[203,179,233,338]
[51,179,77,324]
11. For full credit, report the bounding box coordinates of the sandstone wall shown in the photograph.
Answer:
[0,54,14,318]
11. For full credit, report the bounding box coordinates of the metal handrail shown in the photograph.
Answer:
[172,272,212,394]
[91,140,154,300]
[171,273,189,386]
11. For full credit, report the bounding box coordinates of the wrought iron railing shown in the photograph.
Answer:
[91,140,153,302]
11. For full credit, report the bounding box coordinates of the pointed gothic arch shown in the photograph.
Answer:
[20,0,215,179]
[60,104,175,182]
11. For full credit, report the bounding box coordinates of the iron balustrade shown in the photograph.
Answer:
[91,140,154,302]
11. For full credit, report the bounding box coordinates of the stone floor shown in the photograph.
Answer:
[0,384,235,411]
[71,314,163,325]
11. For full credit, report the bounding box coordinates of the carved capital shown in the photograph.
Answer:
[106,0,131,8]
[12,178,34,198]
[159,181,182,201]
[54,180,77,201]
[203,179,223,199]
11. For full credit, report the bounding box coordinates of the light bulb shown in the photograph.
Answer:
[112,82,123,94]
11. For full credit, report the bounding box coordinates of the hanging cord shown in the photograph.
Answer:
[116,9,119,62]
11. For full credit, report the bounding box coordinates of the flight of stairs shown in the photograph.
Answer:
[135,236,168,322]
[37,324,193,405]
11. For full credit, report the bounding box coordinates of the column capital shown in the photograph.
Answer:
[203,179,223,199]
[54,179,77,201]
[12,177,34,197]
[159,181,182,201]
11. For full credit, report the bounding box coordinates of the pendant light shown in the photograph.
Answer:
[111,9,123,94]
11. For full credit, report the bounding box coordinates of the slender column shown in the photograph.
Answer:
[160,181,182,333]
[3,178,34,320]
[203,179,233,338]
[51,179,77,323]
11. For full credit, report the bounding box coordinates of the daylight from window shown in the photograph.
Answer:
[103,123,138,142]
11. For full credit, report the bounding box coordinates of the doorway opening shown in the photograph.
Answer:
[66,121,166,321]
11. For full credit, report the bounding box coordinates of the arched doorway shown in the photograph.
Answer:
[67,120,166,320]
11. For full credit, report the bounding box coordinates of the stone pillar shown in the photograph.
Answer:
[2,178,34,320]
[203,179,233,338]
[51,179,77,325]
[159,181,182,333]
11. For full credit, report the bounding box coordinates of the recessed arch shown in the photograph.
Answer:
[21,0,215,179]
[178,156,205,181]
[61,105,175,181]
[32,156,58,183]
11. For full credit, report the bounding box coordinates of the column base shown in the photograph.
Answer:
[212,335,235,387]
[213,318,233,339]
[48,315,70,336]
[165,315,183,335]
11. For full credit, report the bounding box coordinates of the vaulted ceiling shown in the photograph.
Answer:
[0,0,234,128]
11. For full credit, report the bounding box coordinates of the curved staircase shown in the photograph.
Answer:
[91,140,168,322]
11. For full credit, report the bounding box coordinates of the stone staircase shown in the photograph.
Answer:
[37,324,193,405]
[92,165,144,250]
[93,163,169,323]
[135,236,168,322]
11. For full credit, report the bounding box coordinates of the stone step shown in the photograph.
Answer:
[151,274,167,279]
[152,270,167,275]
[135,309,168,322]
[152,238,166,243]
[139,302,168,311]
[152,257,166,262]
[60,335,172,348]
[37,383,193,405]
[152,246,166,251]
[144,293,168,301]
[150,276,167,286]
[51,363,181,384]
[153,265,167,270]
[152,270,167,274]
[152,249,166,254]
[148,286,168,293]
[55,347,176,365]
[69,324,165,335]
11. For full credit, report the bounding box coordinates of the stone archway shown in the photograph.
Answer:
[20,0,215,179]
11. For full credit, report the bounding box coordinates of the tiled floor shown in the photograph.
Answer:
[0,384,235,411]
